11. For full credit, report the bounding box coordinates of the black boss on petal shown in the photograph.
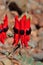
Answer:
[26,28,31,35]
[3,27,8,32]
[14,27,19,34]
[20,30,24,35]
[0,30,2,33]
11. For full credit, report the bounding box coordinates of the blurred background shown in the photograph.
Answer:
[0,0,43,65]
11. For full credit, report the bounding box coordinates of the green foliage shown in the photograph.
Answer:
[27,57,34,65]
[15,53,43,65]
[22,54,26,62]
[36,62,43,65]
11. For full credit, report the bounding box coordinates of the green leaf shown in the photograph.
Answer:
[36,62,42,65]
[27,57,34,64]
[22,54,26,62]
